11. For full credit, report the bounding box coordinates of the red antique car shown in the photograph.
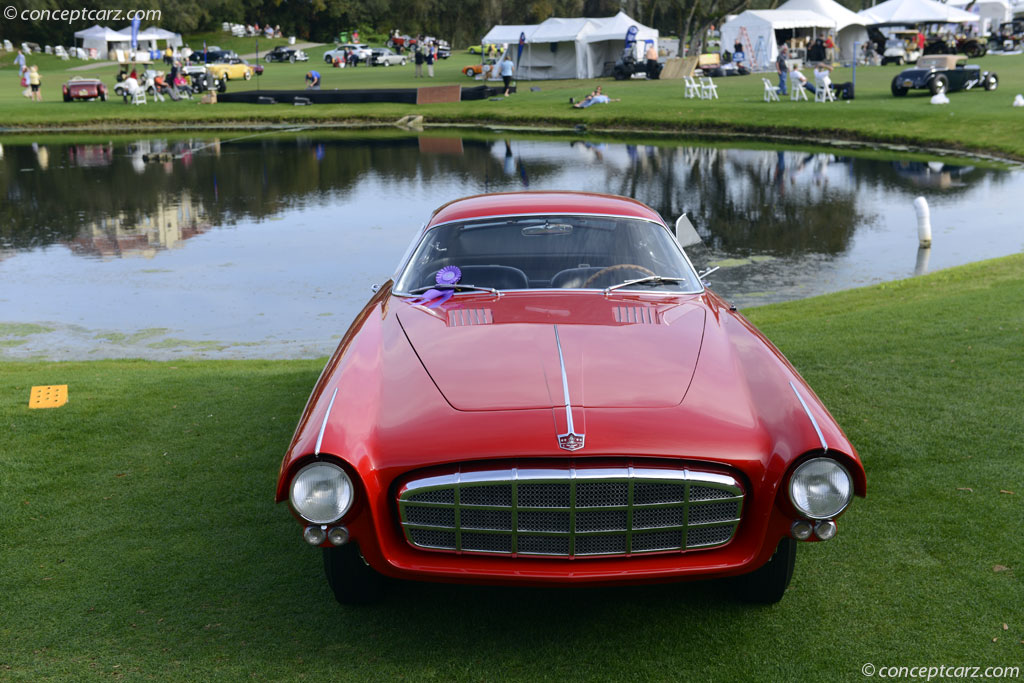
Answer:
[61,76,108,102]
[276,192,866,605]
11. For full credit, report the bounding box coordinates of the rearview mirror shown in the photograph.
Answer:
[674,214,702,248]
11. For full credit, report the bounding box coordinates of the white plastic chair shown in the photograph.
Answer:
[815,81,835,103]
[684,75,701,99]
[762,77,780,102]
[3,39,13,52]
[700,76,718,99]
[790,80,808,101]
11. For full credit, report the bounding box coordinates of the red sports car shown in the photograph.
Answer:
[276,191,866,604]
[61,76,108,102]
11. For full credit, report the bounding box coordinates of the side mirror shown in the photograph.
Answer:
[674,214,702,248]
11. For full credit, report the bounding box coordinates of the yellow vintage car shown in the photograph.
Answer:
[205,58,263,81]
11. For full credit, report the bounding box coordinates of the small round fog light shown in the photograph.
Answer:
[814,520,838,541]
[791,520,814,541]
[327,526,350,546]
[303,526,327,545]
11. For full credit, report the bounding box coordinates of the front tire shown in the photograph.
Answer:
[244,70,252,81]
[929,74,948,95]
[265,54,271,63]
[323,544,386,605]
[984,73,998,91]
[891,76,908,96]
[289,55,296,64]
[734,537,796,604]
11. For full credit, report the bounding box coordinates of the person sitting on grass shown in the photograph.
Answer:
[571,86,620,109]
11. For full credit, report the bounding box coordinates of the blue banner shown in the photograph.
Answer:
[130,16,141,50]
[625,25,638,52]
[517,32,525,65]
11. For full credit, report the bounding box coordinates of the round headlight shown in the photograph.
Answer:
[289,462,354,524]
[788,457,852,520]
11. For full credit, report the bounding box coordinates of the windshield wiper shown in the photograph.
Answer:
[408,283,500,296]
[604,275,689,294]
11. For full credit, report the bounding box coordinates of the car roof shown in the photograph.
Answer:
[426,192,665,230]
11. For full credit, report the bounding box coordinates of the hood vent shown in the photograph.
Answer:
[613,306,659,325]
[447,308,494,327]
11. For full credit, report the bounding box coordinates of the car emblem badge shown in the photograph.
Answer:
[553,325,585,451]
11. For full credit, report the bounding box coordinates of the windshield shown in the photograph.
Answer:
[394,215,702,294]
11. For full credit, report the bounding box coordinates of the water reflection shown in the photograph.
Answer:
[0,133,1020,359]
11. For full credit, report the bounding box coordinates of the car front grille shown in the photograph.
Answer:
[397,464,744,558]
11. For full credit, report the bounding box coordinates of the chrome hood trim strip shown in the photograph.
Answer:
[790,381,828,452]
[314,387,339,456]
[553,325,585,451]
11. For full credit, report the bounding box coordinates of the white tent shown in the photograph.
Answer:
[721,10,836,70]
[73,25,128,55]
[145,27,184,48]
[484,12,658,80]
[777,0,869,60]
[944,0,1012,30]
[857,0,980,25]
[481,24,538,46]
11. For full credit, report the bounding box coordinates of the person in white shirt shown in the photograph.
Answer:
[814,62,833,92]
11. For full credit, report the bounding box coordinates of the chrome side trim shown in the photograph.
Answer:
[790,381,828,452]
[314,387,339,456]
[553,325,584,451]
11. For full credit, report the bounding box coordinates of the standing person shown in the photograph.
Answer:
[499,54,514,96]
[14,48,26,84]
[28,65,42,102]
[644,40,659,78]
[824,34,835,63]
[425,42,435,77]
[414,41,424,78]
[776,44,790,96]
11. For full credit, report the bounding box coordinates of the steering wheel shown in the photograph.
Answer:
[583,264,656,289]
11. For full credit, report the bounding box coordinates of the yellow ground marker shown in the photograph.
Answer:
[29,385,68,409]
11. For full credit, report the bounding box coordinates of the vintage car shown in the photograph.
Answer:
[264,45,308,63]
[324,43,373,64]
[276,192,866,605]
[463,57,500,78]
[61,76,107,102]
[891,54,997,96]
[205,57,263,81]
[187,49,237,64]
[369,47,408,66]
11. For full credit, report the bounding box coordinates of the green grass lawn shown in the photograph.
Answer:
[1,46,1022,159]
[2,254,1022,681]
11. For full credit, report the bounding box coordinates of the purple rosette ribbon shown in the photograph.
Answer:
[407,266,461,308]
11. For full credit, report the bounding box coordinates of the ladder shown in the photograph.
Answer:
[738,26,758,71]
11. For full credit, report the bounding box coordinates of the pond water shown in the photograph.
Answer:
[1,132,1021,360]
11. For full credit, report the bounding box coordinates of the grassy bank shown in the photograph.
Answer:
[1,46,1023,159]
[1,254,1022,681]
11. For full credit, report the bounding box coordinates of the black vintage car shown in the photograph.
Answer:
[264,45,309,63]
[891,55,997,96]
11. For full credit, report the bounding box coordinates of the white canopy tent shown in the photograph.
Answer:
[857,0,980,25]
[73,25,129,56]
[777,0,869,60]
[145,27,184,48]
[483,12,658,80]
[944,0,1012,31]
[720,10,836,70]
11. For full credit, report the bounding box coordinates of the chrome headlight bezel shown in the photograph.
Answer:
[788,457,853,521]
[289,461,355,525]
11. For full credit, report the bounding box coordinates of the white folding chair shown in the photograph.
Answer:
[790,80,808,101]
[762,77,780,102]
[130,83,147,105]
[815,81,835,103]
[684,75,701,99]
[700,76,718,100]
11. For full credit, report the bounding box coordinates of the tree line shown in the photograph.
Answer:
[4,0,868,56]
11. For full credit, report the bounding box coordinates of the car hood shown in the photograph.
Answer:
[397,293,706,411]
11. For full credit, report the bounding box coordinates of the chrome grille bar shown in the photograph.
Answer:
[398,466,744,558]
